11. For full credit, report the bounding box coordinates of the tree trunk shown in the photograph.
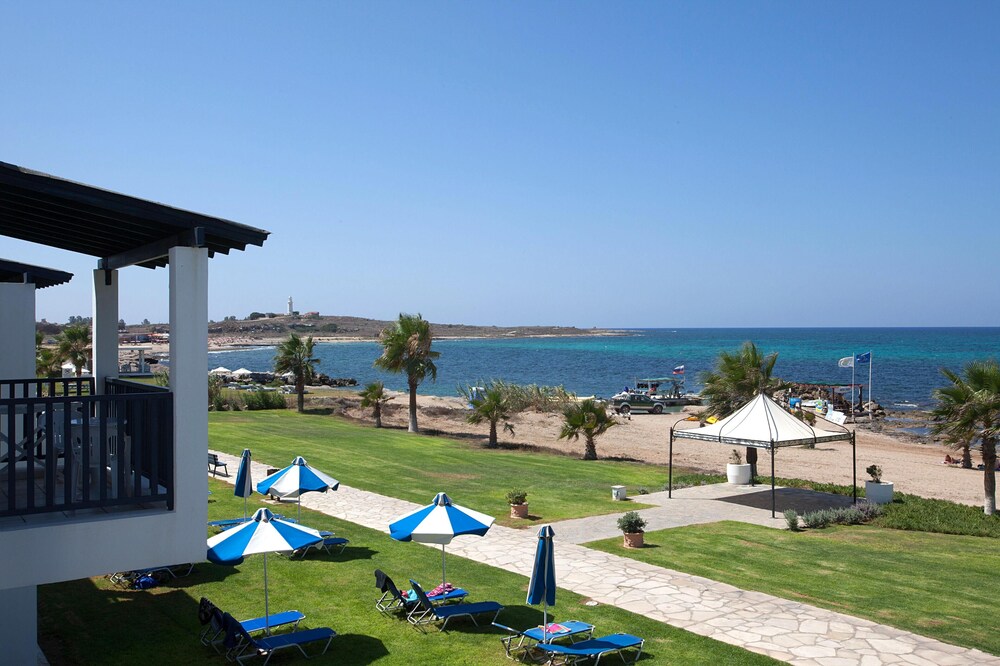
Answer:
[746,447,758,482]
[488,421,498,448]
[983,440,997,516]
[408,380,419,433]
[962,442,972,469]
[296,379,305,413]
[374,403,382,428]
[583,436,597,460]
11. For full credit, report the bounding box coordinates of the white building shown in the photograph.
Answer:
[0,161,269,662]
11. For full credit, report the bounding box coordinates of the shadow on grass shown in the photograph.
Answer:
[156,563,242,588]
[331,634,390,664]
[294,546,378,563]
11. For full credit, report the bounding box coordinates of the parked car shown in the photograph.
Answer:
[612,393,666,415]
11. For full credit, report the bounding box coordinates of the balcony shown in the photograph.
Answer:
[0,377,173,518]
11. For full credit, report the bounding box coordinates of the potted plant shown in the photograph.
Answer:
[617,511,647,548]
[726,449,752,485]
[505,488,529,519]
[864,464,894,504]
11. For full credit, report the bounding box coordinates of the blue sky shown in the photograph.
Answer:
[2,2,998,327]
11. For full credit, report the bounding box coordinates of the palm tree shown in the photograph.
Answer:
[559,399,617,460]
[35,331,60,378]
[273,333,319,413]
[374,313,439,433]
[700,341,787,479]
[461,380,518,448]
[358,381,392,428]
[58,325,91,377]
[932,360,1000,515]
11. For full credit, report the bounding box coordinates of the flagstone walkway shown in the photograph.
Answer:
[209,450,999,666]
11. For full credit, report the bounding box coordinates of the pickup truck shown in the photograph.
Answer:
[611,393,666,415]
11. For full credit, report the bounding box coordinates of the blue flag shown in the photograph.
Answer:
[855,352,871,364]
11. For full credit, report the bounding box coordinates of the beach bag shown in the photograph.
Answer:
[133,574,158,590]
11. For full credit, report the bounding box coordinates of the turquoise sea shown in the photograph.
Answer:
[208,328,1000,409]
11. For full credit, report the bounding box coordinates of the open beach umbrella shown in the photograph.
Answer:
[389,492,495,587]
[256,456,339,522]
[207,507,322,633]
[526,525,557,641]
[232,368,253,377]
[234,449,254,520]
[209,366,231,375]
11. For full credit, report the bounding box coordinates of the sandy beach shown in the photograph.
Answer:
[324,390,986,509]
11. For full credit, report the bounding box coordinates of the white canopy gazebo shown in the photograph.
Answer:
[669,393,856,517]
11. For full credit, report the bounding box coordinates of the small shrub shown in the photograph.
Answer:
[866,464,883,483]
[802,509,832,529]
[242,391,288,411]
[504,488,528,505]
[729,449,743,465]
[637,486,650,495]
[784,509,800,531]
[617,511,647,534]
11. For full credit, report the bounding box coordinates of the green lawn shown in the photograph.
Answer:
[588,521,1000,656]
[208,410,672,525]
[38,482,780,665]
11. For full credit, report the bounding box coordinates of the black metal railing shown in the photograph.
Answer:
[0,378,173,517]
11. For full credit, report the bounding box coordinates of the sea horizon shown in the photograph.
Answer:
[209,327,1000,409]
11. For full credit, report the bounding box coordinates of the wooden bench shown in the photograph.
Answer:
[208,453,228,476]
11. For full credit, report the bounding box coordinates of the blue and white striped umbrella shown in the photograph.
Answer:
[389,492,495,586]
[526,525,556,641]
[206,507,322,634]
[256,456,339,522]
[234,449,254,520]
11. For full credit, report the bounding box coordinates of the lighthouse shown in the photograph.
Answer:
[287,296,293,316]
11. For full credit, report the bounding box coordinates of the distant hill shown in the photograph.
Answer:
[119,314,616,340]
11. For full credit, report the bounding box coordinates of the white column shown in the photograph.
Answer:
[0,585,38,665]
[0,282,36,389]
[168,246,209,558]
[92,268,119,392]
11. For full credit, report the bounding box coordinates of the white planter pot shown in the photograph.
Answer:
[726,463,752,485]
[865,480,894,504]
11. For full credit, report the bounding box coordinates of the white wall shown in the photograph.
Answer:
[92,268,119,391]
[0,282,35,385]
[168,246,210,560]
[0,509,202,587]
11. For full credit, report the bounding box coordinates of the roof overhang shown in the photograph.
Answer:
[0,258,73,289]
[0,161,269,269]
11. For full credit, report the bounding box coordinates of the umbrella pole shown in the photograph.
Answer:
[441,544,447,587]
[297,497,301,523]
[263,552,270,635]
[243,496,248,521]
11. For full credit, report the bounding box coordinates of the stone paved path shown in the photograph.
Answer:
[209,451,999,666]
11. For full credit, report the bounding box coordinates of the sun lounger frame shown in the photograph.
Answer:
[407,579,502,631]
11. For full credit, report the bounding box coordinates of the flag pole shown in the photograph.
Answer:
[868,350,873,423]
[851,353,856,423]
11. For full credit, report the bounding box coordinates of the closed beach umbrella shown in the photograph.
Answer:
[256,456,339,522]
[526,525,557,641]
[234,449,254,520]
[389,492,495,587]
[207,507,322,634]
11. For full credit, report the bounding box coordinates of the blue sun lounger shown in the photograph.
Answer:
[224,613,335,665]
[407,579,502,630]
[531,633,645,665]
[374,570,468,615]
[198,600,305,653]
[491,621,595,659]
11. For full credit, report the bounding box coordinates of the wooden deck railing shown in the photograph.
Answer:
[0,377,173,517]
